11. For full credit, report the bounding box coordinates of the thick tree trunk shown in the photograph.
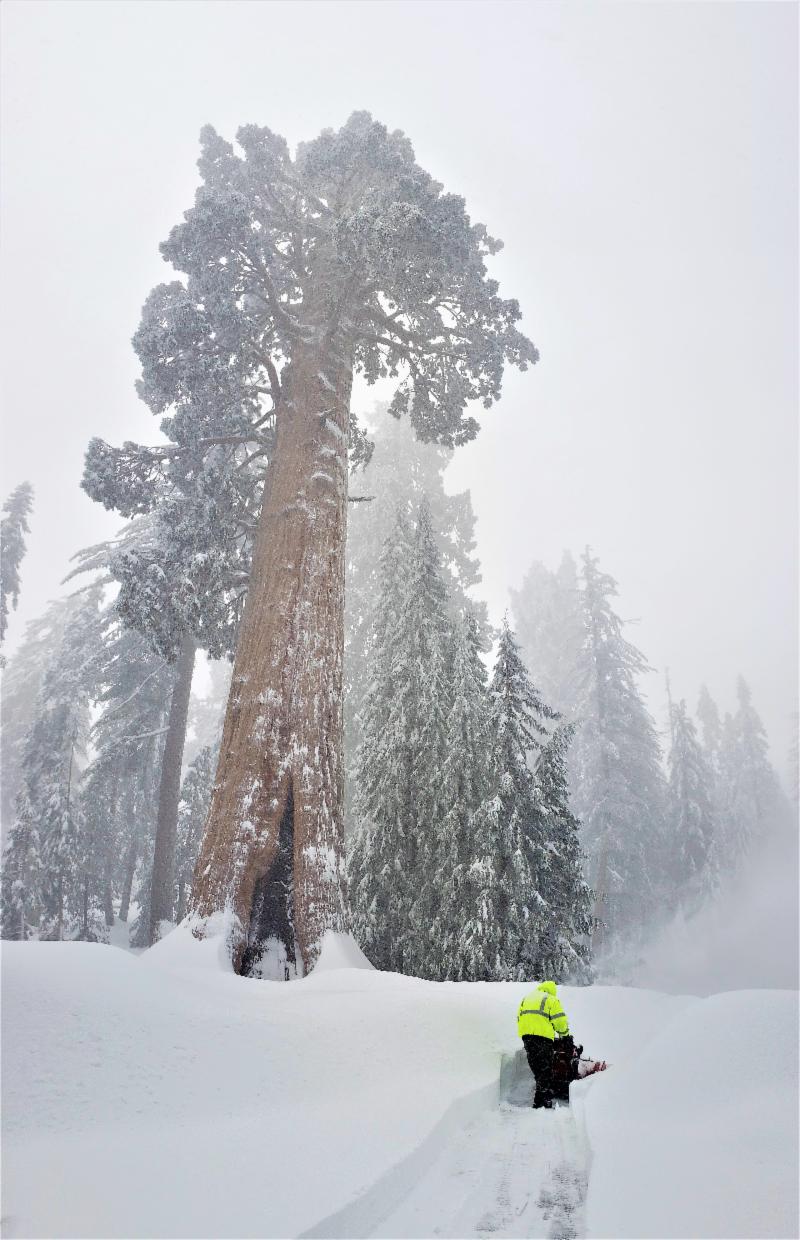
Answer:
[119,836,137,923]
[148,635,196,945]
[190,343,352,974]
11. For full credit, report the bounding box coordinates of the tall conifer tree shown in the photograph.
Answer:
[1,589,101,940]
[667,700,718,908]
[717,678,789,871]
[525,722,592,980]
[85,113,536,973]
[345,402,487,819]
[350,509,415,971]
[433,611,492,979]
[0,481,34,650]
[571,551,667,951]
[510,551,584,719]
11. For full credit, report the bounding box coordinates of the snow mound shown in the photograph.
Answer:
[581,987,799,1239]
[313,930,375,972]
[140,910,237,973]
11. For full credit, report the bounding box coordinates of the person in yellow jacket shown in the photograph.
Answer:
[517,980,573,1109]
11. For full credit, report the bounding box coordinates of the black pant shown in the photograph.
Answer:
[522,1034,554,1108]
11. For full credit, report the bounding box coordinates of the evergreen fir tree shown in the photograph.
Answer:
[717,678,788,871]
[486,618,557,978]
[434,611,492,979]
[571,550,667,951]
[443,618,559,982]
[349,509,415,971]
[77,616,174,938]
[0,480,34,650]
[1,597,74,828]
[401,501,454,976]
[525,723,593,980]
[350,501,454,977]
[2,589,101,941]
[345,403,488,825]
[696,684,723,774]
[667,699,718,908]
[449,708,591,983]
[510,550,584,719]
[0,790,41,940]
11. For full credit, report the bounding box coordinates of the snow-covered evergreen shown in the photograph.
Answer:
[717,678,790,872]
[0,791,41,940]
[526,722,593,980]
[78,617,175,940]
[510,551,584,719]
[351,532,591,982]
[434,612,493,979]
[1,597,75,828]
[345,403,488,825]
[570,551,667,951]
[667,699,718,909]
[486,618,555,975]
[0,480,34,650]
[1,588,101,941]
[696,684,723,773]
[349,509,414,971]
[442,620,589,983]
[350,503,454,976]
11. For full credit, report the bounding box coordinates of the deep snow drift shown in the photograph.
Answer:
[2,931,797,1239]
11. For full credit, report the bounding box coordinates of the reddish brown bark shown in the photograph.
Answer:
[190,343,352,974]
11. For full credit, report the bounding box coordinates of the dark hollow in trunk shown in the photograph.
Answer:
[240,785,297,979]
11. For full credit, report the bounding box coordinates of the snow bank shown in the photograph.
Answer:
[2,941,796,1239]
[581,988,800,1239]
[312,930,375,972]
[1,942,507,1239]
[141,910,237,973]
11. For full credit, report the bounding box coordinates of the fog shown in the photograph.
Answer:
[634,821,799,995]
[1,0,797,777]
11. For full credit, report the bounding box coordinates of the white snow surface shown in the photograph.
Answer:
[314,929,375,972]
[2,940,797,1240]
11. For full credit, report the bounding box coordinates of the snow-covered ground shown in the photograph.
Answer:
[2,931,797,1239]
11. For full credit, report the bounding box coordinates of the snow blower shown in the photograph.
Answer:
[551,1038,608,1104]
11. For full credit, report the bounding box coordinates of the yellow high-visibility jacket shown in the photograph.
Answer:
[517,980,570,1041]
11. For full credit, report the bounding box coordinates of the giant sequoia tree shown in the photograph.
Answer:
[88,113,535,973]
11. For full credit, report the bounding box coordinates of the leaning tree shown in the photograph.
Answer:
[97,112,537,974]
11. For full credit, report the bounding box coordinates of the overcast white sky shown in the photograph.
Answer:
[1,0,797,778]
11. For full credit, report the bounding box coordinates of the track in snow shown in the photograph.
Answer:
[303,1051,589,1240]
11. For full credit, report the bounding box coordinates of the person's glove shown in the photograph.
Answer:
[560,1034,574,1053]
